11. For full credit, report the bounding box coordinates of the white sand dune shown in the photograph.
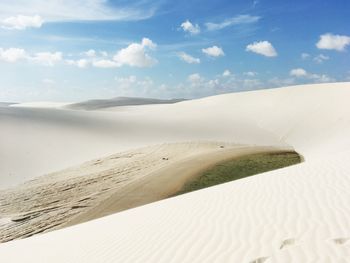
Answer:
[0,97,280,189]
[0,143,290,243]
[1,82,350,262]
[0,102,16,107]
[9,101,71,109]
[65,97,185,110]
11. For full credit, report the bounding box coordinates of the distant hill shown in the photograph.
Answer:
[0,102,17,107]
[65,97,186,110]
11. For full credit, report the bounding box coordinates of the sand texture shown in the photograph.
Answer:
[0,83,350,262]
[1,143,288,242]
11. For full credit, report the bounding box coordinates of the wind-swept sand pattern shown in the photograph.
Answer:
[1,83,350,262]
[0,143,292,242]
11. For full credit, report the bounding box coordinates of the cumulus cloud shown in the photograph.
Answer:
[246,41,277,57]
[31,52,62,66]
[244,71,257,77]
[141,38,157,49]
[301,53,310,60]
[290,68,308,77]
[0,0,157,22]
[113,38,157,67]
[313,54,329,64]
[67,50,115,68]
[187,73,202,84]
[316,33,350,51]
[0,47,64,66]
[0,47,27,62]
[180,20,200,35]
[84,49,96,57]
[181,72,266,97]
[0,38,156,68]
[114,75,154,96]
[177,52,200,64]
[269,77,295,87]
[309,73,334,83]
[1,15,43,30]
[92,59,119,68]
[289,68,334,83]
[202,46,225,57]
[205,14,260,31]
[66,58,89,68]
[222,70,231,77]
[100,51,108,57]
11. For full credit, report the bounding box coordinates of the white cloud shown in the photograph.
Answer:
[300,52,330,63]
[289,68,334,83]
[222,70,231,77]
[84,49,96,57]
[31,52,62,66]
[187,73,202,84]
[316,33,350,51]
[100,51,108,57]
[244,71,257,77]
[313,54,329,64]
[0,0,157,22]
[114,75,154,96]
[180,20,200,35]
[269,77,295,87]
[0,47,64,66]
[0,40,156,69]
[182,73,266,97]
[141,38,157,49]
[290,68,307,77]
[309,73,334,83]
[0,47,27,62]
[177,52,200,64]
[205,14,260,31]
[92,59,119,68]
[202,46,225,57]
[301,53,310,60]
[113,38,157,67]
[1,15,43,30]
[243,78,262,88]
[246,41,277,57]
[66,58,89,68]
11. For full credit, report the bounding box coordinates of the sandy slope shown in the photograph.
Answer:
[65,97,185,110]
[1,143,288,242]
[1,82,350,262]
[9,102,71,108]
[0,97,281,189]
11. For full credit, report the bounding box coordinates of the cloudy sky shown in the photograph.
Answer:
[0,0,349,102]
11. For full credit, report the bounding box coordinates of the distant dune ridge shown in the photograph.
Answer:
[65,97,186,110]
[0,102,16,107]
[1,83,350,262]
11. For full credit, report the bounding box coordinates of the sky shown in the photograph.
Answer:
[0,0,349,102]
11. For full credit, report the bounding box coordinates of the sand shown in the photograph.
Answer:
[0,82,350,262]
[65,97,186,110]
[0,99,283,189]
[1,143,290,242]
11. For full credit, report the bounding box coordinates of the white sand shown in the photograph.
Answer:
[0,98,282,189]
[9,102,71,108]
[0,143,288,242]
[65,97,185,110]
[1,82,350,261]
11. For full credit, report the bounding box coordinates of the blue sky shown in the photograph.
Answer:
[0,0,349,102]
